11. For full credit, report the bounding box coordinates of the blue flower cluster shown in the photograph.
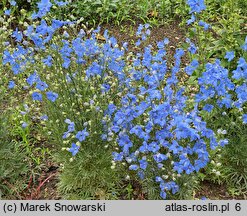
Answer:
[135,24,151,46]
[63,119,89,156]
[196,45,247,112]
[102,42,229,198]
[196,59,235,109]
[32,0,68,19]
[187,0,206,14]
[3,3,74,102]
[186,0,210,30]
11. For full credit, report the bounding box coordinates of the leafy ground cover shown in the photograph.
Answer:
[0,0,247,200]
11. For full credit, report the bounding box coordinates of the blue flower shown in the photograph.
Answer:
[10,1,16,6]
[235,83,247,106]
[188,43,197,54]
[3,50,14,65]
[76,128,89,142]
[160,191,167,199]
[237,57,246,68]
[52,19,66,30]
[67,123,75,133]
[68,143,80,156]
[147,142,160,153]
[43,55,53,67]
[136,24,143,36]
[122,42,128,50]
[155,176,163,182]
[157,38,169,48]
[40,115,48,121]
[101,83,110,93]
[139,141,149,153]
[169,140,182,154]
[112,152,124,161]
[4,9,11,16]
[135,39,141,46]
[27,72,39,86]
[165,181,179,194]
[219,139,229,147]
[187,0,206,14]
[137,170,145,180]
[101,134,107,140]
[22,122,28,128]
[65,119,72,124]
[232,67,243,80]
[106,103,116,115]
[31,0,52,19]
[54,0,68,6]
[32,92,42,101]
[46,91,58,102]
[8,80,15,89]
[198,20,210,30]
[241,36,247,51]
[144,23,150,29]
[129,165,139,170]
[203,104,214,112]
[62,131,70,139]
[153,153,168,163]
[37,0,52,18]
[36,81,48,91]
[224,51,235,62]
[187,14,196,25]
[12,28,23,42]
[86,62,102,77]
[139,158,148,170]
[242,114,247,124]
[185,59,199,75]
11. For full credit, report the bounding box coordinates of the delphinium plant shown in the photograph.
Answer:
[102,31,233,199]
[2,0,126,199]
[0,0,35,199]
[195,47,247,196]
[185,0,247,197]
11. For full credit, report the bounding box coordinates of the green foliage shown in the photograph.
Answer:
[18,24,125,199]
[200,106,247,196]
[25,0,186,26]
[191,29,246,196]
[141,173,199,200]
[0,113,29,199]
[0,14,53,199]
[56,143,120,199]
[0,15,30,198]
[184,0,247,198]
[187,0,246,66]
